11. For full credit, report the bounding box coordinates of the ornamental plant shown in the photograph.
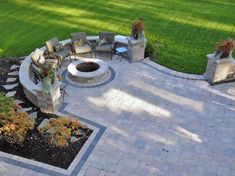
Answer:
[41,62,57,81]
[131,18,145,39]
[0,92,35,144]
[215,38,235,58]
[38,116,87,148]
[41,62,57,93]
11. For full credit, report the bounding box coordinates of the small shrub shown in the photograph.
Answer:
[0,92,15,116]
[38,116,87,148]
[0,93,35,144]
[145,41,158,59]
[8,57,21,65]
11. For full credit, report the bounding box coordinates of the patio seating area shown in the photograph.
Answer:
[1,48,235,176]
[1,14,235,176]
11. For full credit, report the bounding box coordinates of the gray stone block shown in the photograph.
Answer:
[205,54,234,84]
[37,119,49,130]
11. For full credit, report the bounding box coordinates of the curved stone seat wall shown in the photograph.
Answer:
[19,36,144,108]
[19,38,95,107]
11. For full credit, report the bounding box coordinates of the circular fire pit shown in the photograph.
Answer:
[67,58,109,84]
[76,62,100,72]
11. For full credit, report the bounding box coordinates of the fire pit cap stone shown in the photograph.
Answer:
[68,58,109,79]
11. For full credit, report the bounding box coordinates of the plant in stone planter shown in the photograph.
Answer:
[215,38,235,59]
[41,63,57,94]
[131,18,145,40]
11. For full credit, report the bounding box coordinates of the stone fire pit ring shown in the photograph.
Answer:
[67,58,109,84]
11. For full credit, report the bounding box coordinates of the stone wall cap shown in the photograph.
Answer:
[207,53,234,63]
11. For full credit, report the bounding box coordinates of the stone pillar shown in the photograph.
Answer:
[35,80,61,113]
[205,54,234,84]
[127,38,147,62]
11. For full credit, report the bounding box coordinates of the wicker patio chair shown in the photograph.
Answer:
[45,37,70,65]
[95,32,115,60]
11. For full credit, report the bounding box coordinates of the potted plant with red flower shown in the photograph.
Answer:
[214,38,235,59]
[131,18,145,40]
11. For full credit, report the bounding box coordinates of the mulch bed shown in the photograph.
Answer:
[0,58,92,169]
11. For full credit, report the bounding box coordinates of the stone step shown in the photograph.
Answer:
[14,99,24,105]
[18,107,32,113]
[3,83,19,90]
[29,112,37,120]
[8,71,19,76]
[6,91,16,97]
[6,77,17,83]
[10,65,20,70]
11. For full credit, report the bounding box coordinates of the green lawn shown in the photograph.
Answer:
[0,0,234,74]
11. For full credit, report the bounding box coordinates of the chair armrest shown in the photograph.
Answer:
[112,41,117,50]
[95,39,102,47]
[87,40,92,48]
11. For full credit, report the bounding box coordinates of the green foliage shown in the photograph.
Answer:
[0,0,234,74]
[41,62,57,94]
[0,92,15,116]
[38,117,87,148]
[0,93,35,144]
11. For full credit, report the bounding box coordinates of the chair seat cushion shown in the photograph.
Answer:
[57,49,70,59]
[98,38,108,46]
[74,44,92,54]
[74,39,84,47]
[95,44,113,52]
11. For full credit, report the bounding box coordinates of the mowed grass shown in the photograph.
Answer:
[0,0,234,74]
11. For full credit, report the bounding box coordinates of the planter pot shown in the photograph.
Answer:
[127,37,147,62]
[214,51,233,59]
[36,78,61,113]
[205,53,234,84]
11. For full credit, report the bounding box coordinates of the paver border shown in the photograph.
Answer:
[140,58,205,80]
[0,103,106,176]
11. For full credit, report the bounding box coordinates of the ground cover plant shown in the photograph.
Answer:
[0,93,35,144]
[0,0,235,73]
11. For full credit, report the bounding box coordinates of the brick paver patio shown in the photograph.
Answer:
[1,56,235,176]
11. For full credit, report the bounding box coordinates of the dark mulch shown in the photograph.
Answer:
[0,59,11,86]
[0,120,92,169]
[0,58,93,169]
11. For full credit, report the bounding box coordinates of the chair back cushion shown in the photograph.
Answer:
[54,43,64,52]
[31,48,45,66]
[99,32,115,44]
[73,39,84,47]
[46,37,59,52]
[71,32,87,43]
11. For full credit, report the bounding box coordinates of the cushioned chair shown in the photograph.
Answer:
[45,37,70,62]
[71,32,92,57]
[31,48,46,66]
[95,32,115,60]
[31,48,58,67]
